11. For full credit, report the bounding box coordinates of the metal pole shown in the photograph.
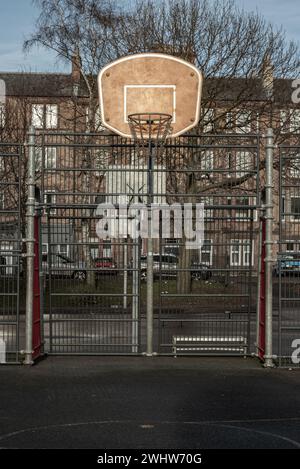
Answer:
[264,128,274,367]
[255,216,263,354]
[131,240,139,353]
[24,126,36,365]
[146,141,154,356]
[123,238,128,310]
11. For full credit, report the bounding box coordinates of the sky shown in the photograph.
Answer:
[0,0,299,72]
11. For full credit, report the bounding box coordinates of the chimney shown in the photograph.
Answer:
[71,48,82,86]
[261,54,274,100]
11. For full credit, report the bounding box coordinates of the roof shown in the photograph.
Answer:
[0,71,294,104]
[0,72,88,98]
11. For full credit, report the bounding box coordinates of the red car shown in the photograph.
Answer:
[94,257,118,275]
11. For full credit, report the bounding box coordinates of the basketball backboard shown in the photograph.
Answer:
[98,53,202,138]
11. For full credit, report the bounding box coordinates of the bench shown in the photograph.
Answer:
[172,335,247,357]
[0,339,6,364]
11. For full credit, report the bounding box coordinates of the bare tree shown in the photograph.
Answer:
[24,0,300,292]
[114,0,300,293]
[24,0,122,286]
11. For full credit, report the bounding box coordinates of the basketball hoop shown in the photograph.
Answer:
[127,113,172,145]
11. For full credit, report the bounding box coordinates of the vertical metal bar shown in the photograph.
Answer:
[16,144,22,362]
[278,148,283,366]
[38,206,44,354]
[123,238,128,310]
[24,126,36,365]
[131,240,136,353]
[264,128,274,367]
[146,140,154,356]
[47,205,52,353]
[255,216,263,354]
[247,211,254,353]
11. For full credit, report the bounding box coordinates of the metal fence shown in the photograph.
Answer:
[0,143,22,363]
[156,134,261,355]
[36,131,261,356]
[278,145,300,367]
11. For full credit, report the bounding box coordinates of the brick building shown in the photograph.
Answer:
[0,57,300,270]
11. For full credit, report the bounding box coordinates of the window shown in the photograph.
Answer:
[200,150,214,173]
[202,108,214,133]
[95,149,109,176]
[200,239,213,265]
[42,244,48,254]
[0,103,5,128]
[44,191,57,215]
[243,240,252,266]
[230,240,240,266]
[228,196,257,221]
[0,156,4,172]
[46,105,58,129]
[35,147,57,171]
[280,110,300,134]
[32,104,58,129]
[201,196,214,218]
[164,238,180,256]
[103,239,112,258]
[35,146,42,172]
[45,147,57,169]
[0,193,4,209]
[281,196,285,221]
[230,239,253,266]
[57,244,69,256]
[225,112,234,132]
[291,197,300,221]
[290,110,300,134]
[290,155,300,178]
[256,112,260,132]
[236,111,251,133]
[235,151,253,177]
[280,110,289,133]
[95,106,105,131]
[86,106,105,131]
[32,104,44,128]
[286,242,295,252]
[236,197,250,219]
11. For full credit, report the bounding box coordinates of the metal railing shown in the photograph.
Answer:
[35,131,262,356]
[0,143,22,363]
[277,144,300,367]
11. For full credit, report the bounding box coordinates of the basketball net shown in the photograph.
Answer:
[127,113,172,146]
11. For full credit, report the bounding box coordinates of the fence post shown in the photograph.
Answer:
[146,141,154,356]
[256,216,266,361]
[264,128,274,367]
[24,126,36,365]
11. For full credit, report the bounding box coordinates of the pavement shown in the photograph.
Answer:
[0,356,300,449]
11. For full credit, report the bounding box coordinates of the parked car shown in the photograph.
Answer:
[42,253,86,281]
[273,256,300,276]
[94,257,118,275]
[138,253,212,281]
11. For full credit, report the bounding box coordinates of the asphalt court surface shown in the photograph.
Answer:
[0,356,299,449]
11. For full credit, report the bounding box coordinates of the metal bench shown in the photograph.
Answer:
[0,339,6,364]
[172,335,247,357]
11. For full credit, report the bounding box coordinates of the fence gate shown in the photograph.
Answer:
[278,145,300,367]
[39,133,141,355]
[0,143,22,363]
[157,134,261,356]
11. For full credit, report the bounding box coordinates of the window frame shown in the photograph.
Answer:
[43,190,57,215]
[200,239,213,266]
[290,196,300,222]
